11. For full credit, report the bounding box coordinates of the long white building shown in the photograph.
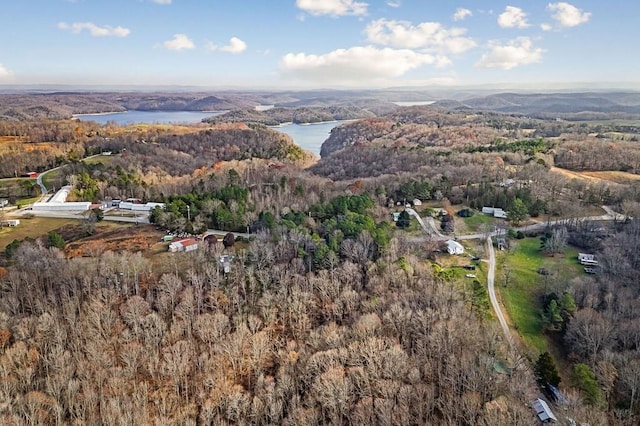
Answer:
[32,185,91,212]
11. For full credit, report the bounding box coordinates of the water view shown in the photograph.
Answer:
[273,121,342,156]
[392,100,436,106]
[76,110,340,156]
[74,110,224,124]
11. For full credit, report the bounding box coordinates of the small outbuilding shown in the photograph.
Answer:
[168,238,199,253]
[532,398,557,424]
[482,206,508,219]
[445,239,464,255]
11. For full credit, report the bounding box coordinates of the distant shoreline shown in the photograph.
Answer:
[272,119,353,127]
[72,111,127,118]
[73,110,224,118]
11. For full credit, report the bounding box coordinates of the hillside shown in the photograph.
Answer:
[204,106,375,126]
[433,91,640,119]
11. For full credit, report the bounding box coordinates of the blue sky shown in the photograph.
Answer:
[0,0,636,89]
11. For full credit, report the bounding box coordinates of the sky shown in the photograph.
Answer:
[0,0,637,89]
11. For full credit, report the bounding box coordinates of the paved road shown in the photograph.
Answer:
[406,208,432,235]
[34,153,108,202]
[486,236,513,346]
[35,167,60,201]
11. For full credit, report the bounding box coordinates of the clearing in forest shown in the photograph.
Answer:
[551,166,640,185]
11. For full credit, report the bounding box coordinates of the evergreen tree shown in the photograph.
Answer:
[535,352,561,387]
[543,299,564,331]
[396,210,411,229]
[46,231,65,249]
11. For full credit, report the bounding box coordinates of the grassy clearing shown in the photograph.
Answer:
[434,250,491,318]
[0,178,40,201]
[497,237,582,355]
[83,154,118,166]
[41,169,63,191]
[0,217,75,250]
[551,166,640,186]
[460,212,495,233]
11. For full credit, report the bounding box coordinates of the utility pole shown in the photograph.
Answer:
[187,205,190,222]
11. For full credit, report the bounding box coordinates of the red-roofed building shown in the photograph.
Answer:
[168,238,199,253]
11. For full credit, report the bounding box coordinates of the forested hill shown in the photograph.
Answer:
[432,91,640,119]
[203,106,375,126]
[319,107,498,158]
[2,90,640,121]
[0,120,315,179]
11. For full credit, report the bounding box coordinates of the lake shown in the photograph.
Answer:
[74,110,224,124]
[392,100,436,106]
[272,122,342,156]
[76,110,341,156]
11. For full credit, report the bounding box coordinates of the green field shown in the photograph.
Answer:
[0,177,39,202]
[0,217,75,250]
[460,212,495,233]
[41,169,63,192]
[83,154,117,166]
[497,237,582,355]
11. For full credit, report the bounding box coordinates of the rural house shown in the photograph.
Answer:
[445,239,464,255]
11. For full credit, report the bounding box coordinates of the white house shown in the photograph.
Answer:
[1,219,19,227]
[445,239,464,255]
[532,398,557,424]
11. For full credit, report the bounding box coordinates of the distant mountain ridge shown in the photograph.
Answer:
[2,89,640,121]
[433,92,640,116]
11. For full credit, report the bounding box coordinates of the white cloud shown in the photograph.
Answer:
[280,46,450,84]
[151,0,172,3]
[207,37,247,54]
[365,19,476,54]
[296,0,368,17]
[0,63,13,80]
[387,1,401,7]
[453,7,472,21]
[540,23,553,31]
[57,22,130,37]
[547,2,590,28]
[163,34,195,51]
[221,37,247,54]
[498,6,530,28]
[476,37,544,70]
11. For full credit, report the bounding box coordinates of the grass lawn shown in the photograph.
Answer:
[42,169,63,191]
[0,178,40,201]
[497,237,582,356]
[83,154,118,166]
[0,217,75,250]
[434,253,492,318]
[460,212,495,233]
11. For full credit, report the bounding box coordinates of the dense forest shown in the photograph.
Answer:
[1,97,640,424]
[204,106,375,126]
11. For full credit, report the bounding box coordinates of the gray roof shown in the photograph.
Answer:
[532,398,557,422]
